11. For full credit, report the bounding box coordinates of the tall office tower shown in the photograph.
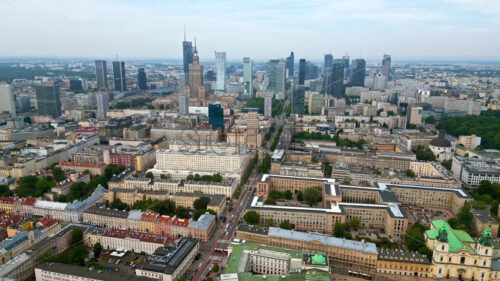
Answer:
[407,106,423,125]
[331,59,345,99]
[184,45,206,101]
[243,57,253,98]
[35,84,61,118]
[96,92,109,120]
[305,62,320,80]
[95,60,107,90]
[215,51,226,91]
[324,54,333,70]
[16,96,31,112]
[182,37,194,85]
[138,68,148,90]
[373,73,388,91]
[246,111,259,148]
[208,104,224,130]
[69,79,83,91]
[264,94,273,117]
[323,68,333,96]
[342,56,350,69]
[292,86,305,114]
[381,54,391,77]
[298,59,306,85]
[179,93,189,116]
[285,51,294,77]
[112,61,126,92]
[0,84,16,118]
[266,59,286,99]
[350,59,366,87]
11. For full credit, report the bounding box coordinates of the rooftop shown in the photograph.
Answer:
[425,220,475,253]
[36,262,155,281]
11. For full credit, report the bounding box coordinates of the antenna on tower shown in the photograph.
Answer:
[115,54,119,61]
[184,24,186,41]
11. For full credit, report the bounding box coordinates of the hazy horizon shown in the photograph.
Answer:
[1,0,499,61]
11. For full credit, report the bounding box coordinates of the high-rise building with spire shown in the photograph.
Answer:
[182,28,193,86]
[184,42,206,101]
[215,51,226,91]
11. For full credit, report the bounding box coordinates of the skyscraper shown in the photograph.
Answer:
[215,51,226,91]
[331,59,345,99]
[292,86,305,114]
[298,59,306,85]
[179,93,189,116]
[246,111,259,148]
[184,45,206,101]
[264,94,272,117]
[182,37,194,85]
[342,55,350,69]
[285,51,294,78]
[0,84,16,118]
[243,57,253,99]
[208,104,224,130]
[35,84,61,118]
[350,59,366,87]
[266,59,286,99]
[324,54,333,70]
[138,68,147,90]
[112,61,126,92]
[95,60,107,90]
[96,92,109,120]
[381,54,391,77]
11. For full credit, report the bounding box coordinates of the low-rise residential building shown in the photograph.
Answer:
[84,227,174,255]
[376,248,431,277]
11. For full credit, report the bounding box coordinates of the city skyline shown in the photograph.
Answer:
[0,0,499,60]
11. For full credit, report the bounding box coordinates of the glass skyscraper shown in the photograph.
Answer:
[324,54,333,69]
[183,40,193,85]
[112,61,126,92]
[243,57,253,98]
[138,68,147,90]
[95,60,107,90]
[215,51,226,91]
[350,59,366,87]
[35,84,61,118]
[208,104,224,130]
[331,59,345,98]
[298,59,306,85]
[285,51,294,78]
[292,86,305,114]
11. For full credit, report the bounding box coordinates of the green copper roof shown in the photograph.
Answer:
[311,254,326,265]
[426,220,475,253]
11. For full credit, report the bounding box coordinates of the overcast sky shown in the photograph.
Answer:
[0,0,499,61]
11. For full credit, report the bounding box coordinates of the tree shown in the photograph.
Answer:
[145,172,154,180]
[258,154,272,173]
[265,218,274,226]
[24,116,32,124]
[71,228,83,244]
[264,198,276,205]
[424,115,436,124]
[412,145,436,161]
[212,173,222,182]
[213,264,220,273]
[441,160,452,171]
[244,211,260,225]
[175,206,191,219]
[279,220,293,230]
[37,252,56,263]
[350,218,361,228]
[151,200,176,216]
[341,177,352,185]
[297,191,303,202]
[302,187,322,206]
[104,165,126,180]
[193,197,211,210]
[93,242,103,259]
[283,190,293,200]
[51,166,66,182]
[333,222,347,238]
[405,169,416,178]
[178,277,186,281]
